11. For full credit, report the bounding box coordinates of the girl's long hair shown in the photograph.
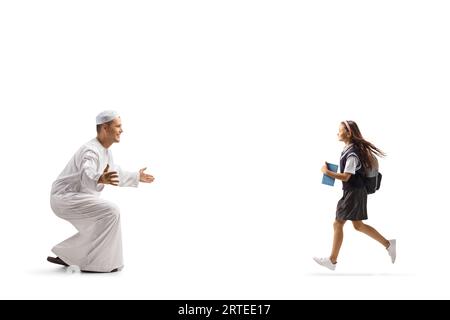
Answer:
[342,120,386,169]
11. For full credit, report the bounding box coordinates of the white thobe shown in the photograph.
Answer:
[50,138,139,272]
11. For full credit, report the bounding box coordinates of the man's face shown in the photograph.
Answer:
[106,117,123,143]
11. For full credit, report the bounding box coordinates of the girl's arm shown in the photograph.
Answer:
[321,164,352,182]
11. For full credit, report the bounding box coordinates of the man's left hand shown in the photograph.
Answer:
[139,167,155,183]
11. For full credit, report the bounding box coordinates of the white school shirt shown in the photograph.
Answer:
[342,144,361,175]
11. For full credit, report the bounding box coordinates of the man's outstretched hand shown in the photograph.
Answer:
[98,164,119,186]
[139,167,155,183]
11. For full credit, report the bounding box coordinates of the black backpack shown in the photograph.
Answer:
[363,156,382,194]
[364,171,382,194]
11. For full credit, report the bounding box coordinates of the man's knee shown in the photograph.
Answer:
[105,203,121,220]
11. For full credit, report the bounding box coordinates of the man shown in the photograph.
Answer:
[47,110,155,273]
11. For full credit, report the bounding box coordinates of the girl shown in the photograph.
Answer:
[314,120,396,271]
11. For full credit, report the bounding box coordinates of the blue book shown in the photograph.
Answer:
[322,162,339,186]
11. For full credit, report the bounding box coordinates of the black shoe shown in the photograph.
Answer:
[47,256,69,267]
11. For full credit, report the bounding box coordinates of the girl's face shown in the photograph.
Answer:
[337,123,350,142]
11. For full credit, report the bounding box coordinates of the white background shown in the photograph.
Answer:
[1,1,449,299]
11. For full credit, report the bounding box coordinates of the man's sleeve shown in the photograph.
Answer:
[117,165,139,187]
[80,150,104,191]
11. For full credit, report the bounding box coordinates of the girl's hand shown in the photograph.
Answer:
[321,163,329,174]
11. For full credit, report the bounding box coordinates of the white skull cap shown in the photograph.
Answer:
[96,110,119,125]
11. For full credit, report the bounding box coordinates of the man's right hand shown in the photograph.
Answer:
[98,164,119,186]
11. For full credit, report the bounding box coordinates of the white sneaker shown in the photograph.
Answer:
[313,257,336,271]
[387,239,396,264]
